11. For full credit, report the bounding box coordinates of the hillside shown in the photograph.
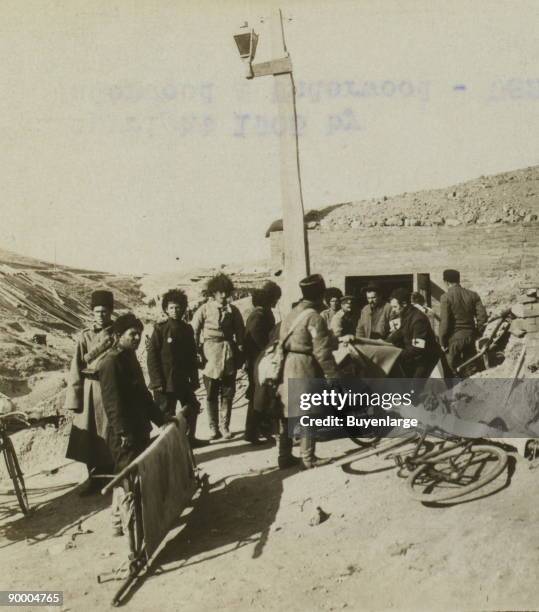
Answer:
[267,165,539,233]
[0,247,143,384]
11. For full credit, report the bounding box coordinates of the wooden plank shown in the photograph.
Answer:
[251,56,292,77]
[270,9,309,311]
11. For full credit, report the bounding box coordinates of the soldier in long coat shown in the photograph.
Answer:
[279,274,339,469]
[65,290,115,494]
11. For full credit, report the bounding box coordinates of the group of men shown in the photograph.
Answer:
[63,268,486,533]
[318,269,487,377]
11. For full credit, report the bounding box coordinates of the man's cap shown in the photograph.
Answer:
[443,269,460,283]
[112,313,143,336]
[91,290,114,310]
[299,274,326,300]
[341,295,355,304]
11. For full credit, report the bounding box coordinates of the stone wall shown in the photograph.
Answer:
[269,222,539,305]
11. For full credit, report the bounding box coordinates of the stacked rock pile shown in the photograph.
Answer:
[511,289,539,358]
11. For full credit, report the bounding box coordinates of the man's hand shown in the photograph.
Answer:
[339,334,355,345]
[196,350,206,369]
[120,434,133,449]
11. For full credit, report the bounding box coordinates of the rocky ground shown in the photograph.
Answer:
[308,165,539,230]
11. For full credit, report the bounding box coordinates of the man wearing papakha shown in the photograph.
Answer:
[191,274,245,440]
[147,289,208,448]
[65,290,115,495]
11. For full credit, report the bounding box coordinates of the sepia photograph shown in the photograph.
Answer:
[0,1,538,610]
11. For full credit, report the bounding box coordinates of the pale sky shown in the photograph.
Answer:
[1,0,538,273]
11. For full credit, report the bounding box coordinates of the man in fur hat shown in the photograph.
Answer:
[147,289,208,448]
[65,290,115,495]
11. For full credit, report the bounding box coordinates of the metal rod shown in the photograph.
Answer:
[455,314,510,375]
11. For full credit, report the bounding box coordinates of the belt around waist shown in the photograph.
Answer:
[82,369,100,381]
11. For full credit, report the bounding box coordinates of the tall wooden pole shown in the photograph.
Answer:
[269,9,309,312]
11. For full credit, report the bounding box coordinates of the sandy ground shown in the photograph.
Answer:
[1,383,539,612]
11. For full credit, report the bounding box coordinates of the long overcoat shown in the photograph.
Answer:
[65,326,114,471]
[99,347,165,472]
[278,300,338,417]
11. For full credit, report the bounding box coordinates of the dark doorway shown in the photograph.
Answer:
[345,274,414,308]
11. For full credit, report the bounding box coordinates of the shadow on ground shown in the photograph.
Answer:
[154,466,294,572]
[0,481,110,548]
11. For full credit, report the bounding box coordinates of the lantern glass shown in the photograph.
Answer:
[234,30,258,60]
[234,32,252,58]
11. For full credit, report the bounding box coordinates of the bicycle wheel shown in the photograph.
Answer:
[348,433,420,461]
[348,435,382,448]
[3,435,29,515]
[407,444,507,503]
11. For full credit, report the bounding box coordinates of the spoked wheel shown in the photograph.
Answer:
[348,435,382,449]
[407,444,508,503]
[3,435,29,515]
[347,433,420,462]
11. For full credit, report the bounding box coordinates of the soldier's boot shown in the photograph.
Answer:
[186,409,209,448]
[219,397,233,439]
[244,399,264,444]
[207,399,221,440]
[300,432,332,470]
[277,420,299,469]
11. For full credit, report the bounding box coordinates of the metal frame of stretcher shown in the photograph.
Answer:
[97,424,204,607]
